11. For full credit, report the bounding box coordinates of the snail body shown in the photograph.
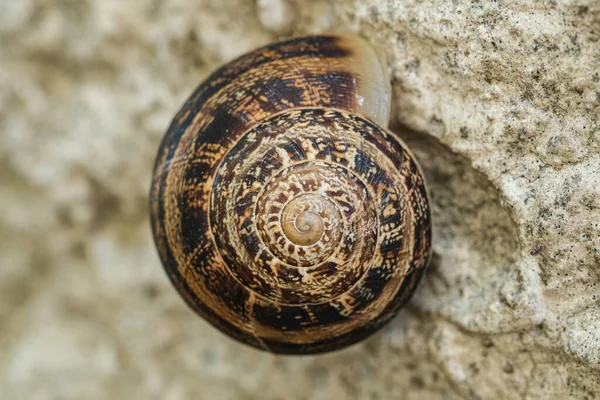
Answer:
[150,34,432,354]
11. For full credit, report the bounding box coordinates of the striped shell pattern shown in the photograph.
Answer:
[150,34,432,354]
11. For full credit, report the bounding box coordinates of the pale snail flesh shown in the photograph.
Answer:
[150,34,432,354]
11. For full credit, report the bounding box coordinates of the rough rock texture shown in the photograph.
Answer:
[0,0,598,399]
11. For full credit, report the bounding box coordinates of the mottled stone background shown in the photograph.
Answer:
[0,0,599,399]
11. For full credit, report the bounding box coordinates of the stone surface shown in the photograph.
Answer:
[0,0,598,399]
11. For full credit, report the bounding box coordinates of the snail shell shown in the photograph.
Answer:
[150,34,432,354]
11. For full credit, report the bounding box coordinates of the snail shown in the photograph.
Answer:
[150,34,432,354]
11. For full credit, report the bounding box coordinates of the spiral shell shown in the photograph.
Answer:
[150,34,432,354]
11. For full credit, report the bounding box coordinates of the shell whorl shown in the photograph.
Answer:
[150,35,432,354]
